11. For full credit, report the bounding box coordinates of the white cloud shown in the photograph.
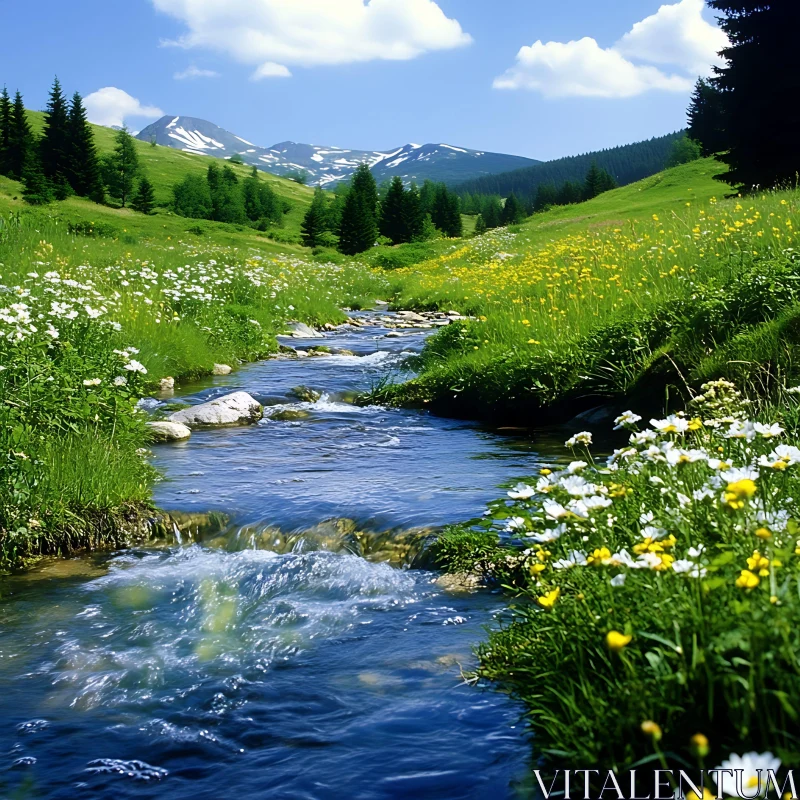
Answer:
[493,0,727,99]
[251,62,292,80]
[84,87,163,128]
[616,0,728,75]
[174,65,221,80]
[151,0,472,76]
[493,38,693,98]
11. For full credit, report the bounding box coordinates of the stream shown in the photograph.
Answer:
[0,313,568,799]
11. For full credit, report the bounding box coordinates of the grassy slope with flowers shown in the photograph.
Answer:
[430,380,800,776]
[0,206,388,570]
[374,159,800,424]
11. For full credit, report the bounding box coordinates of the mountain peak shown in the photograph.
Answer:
[136,116,540,186]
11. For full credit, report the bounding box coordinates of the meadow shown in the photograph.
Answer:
[0,207,387,569]
[374,159,800,423]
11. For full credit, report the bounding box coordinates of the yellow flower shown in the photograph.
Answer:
[588,547,612,566]
[688,418,703,431]
[529,563,546,576]
[537,587,561,610]
[606,631,632,652]
[540,468,552,476]
[727,479,757,499]
[690,732,710,758]
[641,720,662,741]
[735,569,760,590]
[755,527,772,540]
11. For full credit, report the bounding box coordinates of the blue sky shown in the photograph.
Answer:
[0,0,726,161]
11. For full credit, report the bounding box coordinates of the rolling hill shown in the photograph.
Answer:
[136,115,539,187]
[456,132,686,200]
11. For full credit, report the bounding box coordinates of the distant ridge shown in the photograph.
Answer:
[135,115,540,187]
[455,132,686,199]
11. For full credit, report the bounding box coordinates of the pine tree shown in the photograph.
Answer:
[403,185,425,242]
[483,197,503,229]
[102,126,140,207]
[40,77,71,187]
[501,193,524,225]
[584,162,604,200]
[22,150,53,205]
[534,184,558,211]
[474,214,487,236]
[687,78,727,157]
[67,92,103,201]
[173,174,212,218]
[709,0,799,188]
[0,86,11,177]
[338,164,378,255]
[445,192,463,238]
[379,176,408,244]
[301,187,330,248]
[242,168,263,222]
[7,91,31,180]
[131,175,156,214]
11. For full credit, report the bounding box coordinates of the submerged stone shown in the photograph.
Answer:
[168,392,263,428]
[147,421,192,442]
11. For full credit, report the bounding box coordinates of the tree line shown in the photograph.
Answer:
[455,132,684,205]
[301,166,466,254]
[687,0,796,191]
[172,163,287,229]
[0,78,155,212]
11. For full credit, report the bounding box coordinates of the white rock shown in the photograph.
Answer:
[212,364,232,376]
[169,392,263,428]
[282,321,324,339]
[147,421,191,442]
[159,377,175,392]
[295,350,310,358]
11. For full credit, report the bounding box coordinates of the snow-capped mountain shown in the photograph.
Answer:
[135,116,539,186]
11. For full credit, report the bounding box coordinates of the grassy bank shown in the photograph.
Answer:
[0,208,388,569]
[372,159,800,422]
[431,380,800,775]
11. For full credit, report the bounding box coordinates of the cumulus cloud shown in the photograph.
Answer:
[494,0,727,99]
[84,87,163,128]
[151,0,472,78]
[174,65,221,80]
[251,62,292,80]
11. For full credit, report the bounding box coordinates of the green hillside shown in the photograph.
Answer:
[456,131,685,201]
[0,110,318,250]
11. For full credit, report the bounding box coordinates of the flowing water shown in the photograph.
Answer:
[0,314,567,799]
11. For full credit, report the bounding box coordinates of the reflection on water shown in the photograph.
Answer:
[0,316,552,799]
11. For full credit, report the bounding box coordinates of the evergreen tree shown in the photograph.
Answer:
[501,193,524,225]
[40,77,70,187]
[0,86,11,176]
[102,126,140,207]
[206,164,246,223]
[66,92,103,201]
[666,136,703,168]
[419,180,437,217]
[444,192,463,238]
[173,174,212,218]
[379,176,408,244]
[534,184,558,212]
[7,91,31,180]
[403,185,426,242]
[482,197,503,229]
[584,162,604,200]
[558,180,584,206]
[258,182,281,224]
[338,164,378,255]
[474,214,487,236]
[301,187,330,248]
[687,78,727,157]
[708,0,798,188]
[22,150,53,205]
[131,175,156,214]
[242,168,263,222]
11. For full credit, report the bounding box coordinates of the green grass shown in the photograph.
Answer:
[370,159,800,422]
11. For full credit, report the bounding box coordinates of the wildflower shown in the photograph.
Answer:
[537,588,560,610]
[735,569,760,590]
[566,460,588,474]
[606,631,632,652]
[587,547,612,566]
[610,573,627,587]
[672,560,707,578]
[754,422,784,438]
[124,359,148,374]
[559,475,597,497]
[641,720,663,742]
[553,550,587,570]
[746,550,771,576]
[614,411,642,430]
[725,420,757,441]
[755,527,772,541]
[651,415,690,434]
[543,501,571,521]
[759,444,800,470]
[631,429,658,445]
[507,483,535,500]
[713,752,780,797]
[691,733,710,758]
[82,378,101,387]
[565,431,593,448]
[113,376,128,387]
[505,516,528,532]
